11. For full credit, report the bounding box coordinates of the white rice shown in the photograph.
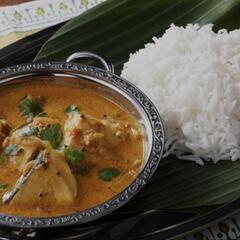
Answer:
[121,24,240,165]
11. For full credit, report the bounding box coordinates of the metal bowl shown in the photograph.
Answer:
[0,52,164,228]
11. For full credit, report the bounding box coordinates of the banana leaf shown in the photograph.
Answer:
[35,0,240,210]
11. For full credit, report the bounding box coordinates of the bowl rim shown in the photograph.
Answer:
[0,61,164,228]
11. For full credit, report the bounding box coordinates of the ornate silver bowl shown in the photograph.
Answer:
[0,52,164,228]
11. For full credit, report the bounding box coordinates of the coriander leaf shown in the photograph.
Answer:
[0,156,5,164]
[65,105,80,115]
[64,146,85,161]
[17,126,39,137]
[18,96,43,121]
[4,144,21,156]
[0,183,8,191]
[99,168,120,182]
[39,124,62,148]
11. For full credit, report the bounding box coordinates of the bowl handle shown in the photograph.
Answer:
[66,51,114,73]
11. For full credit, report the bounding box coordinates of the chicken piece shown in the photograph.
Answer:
[0,119,11,147]
[63,113,140,170]
[10,150,77,206]
[3,116,60,172]
[64,114,105,150]
[64,113,140,150]
[2,135,49,172]
[101,117,141,146]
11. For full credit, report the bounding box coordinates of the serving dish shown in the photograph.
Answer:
[0,51,164,228]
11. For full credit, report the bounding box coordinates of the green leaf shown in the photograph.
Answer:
[35,0,240,74]
[18,96,43,121]
[39,124,62,148]
[64,105,80,115]
[99,168,120,181]
[123,157,240,212]
[16,126,39,137]
[64,146,85,161]
[0,183,8,191]
[4,144,21,156]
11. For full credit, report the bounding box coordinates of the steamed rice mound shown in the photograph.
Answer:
[121,24,240,165]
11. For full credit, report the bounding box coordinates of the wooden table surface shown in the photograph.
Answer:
[0,0,31,6]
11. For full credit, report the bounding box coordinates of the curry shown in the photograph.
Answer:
[0,83,143,217]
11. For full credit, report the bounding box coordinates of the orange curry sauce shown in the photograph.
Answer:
[0,83,143,217]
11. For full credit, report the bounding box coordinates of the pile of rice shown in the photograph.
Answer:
[121,24,240,165]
